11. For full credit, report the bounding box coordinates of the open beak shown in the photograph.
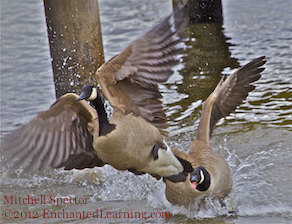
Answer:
[190,175,199,190]
[191,181,197,190]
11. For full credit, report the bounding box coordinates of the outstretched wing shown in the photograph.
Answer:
[209,56,267,135]
[1,93,104,172]
[96,8,189,137]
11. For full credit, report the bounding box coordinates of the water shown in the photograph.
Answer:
[1,0,292,223]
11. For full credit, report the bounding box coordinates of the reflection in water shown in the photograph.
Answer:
[167,13,292,140]
[166,22,239,138]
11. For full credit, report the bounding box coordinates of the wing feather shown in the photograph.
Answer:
[1,93,104,171]
[96,8,189,136]
[209,56,266,135]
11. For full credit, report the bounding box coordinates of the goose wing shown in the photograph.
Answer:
[96,10,188,137]
[1,93,105,172]
[209,56,267,134]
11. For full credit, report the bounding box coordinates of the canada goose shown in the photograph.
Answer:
[164,56,267,205]
[76,84,193,182]
[1,8,193,182]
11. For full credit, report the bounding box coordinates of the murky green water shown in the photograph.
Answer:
[1,0,291,223]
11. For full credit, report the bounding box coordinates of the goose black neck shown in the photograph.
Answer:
[91,96,116,136]
[197,177,210,191]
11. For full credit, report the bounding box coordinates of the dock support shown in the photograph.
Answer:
[43,0,104,98]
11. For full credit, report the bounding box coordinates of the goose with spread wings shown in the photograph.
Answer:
[1,9,193,182]
[164,56,266,204]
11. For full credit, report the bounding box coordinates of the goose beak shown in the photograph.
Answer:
[77,92,87,101]
[190,175,199,190]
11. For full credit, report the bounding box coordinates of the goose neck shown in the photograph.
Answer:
[91,97,109,125]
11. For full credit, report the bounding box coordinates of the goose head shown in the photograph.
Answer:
[190,167,210,191]
[77,85,115,136]
[77,85,98,101]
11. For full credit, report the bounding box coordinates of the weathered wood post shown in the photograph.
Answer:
[43,0,104,98]
[173,0,223,23]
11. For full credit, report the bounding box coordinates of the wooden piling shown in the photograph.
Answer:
[43,0,104,98]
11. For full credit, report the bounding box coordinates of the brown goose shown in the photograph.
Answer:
[76,84,192,181]
[1,9,193,182]
[164,56,266,204]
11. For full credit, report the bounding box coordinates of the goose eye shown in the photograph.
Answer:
[199,170,205,184]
